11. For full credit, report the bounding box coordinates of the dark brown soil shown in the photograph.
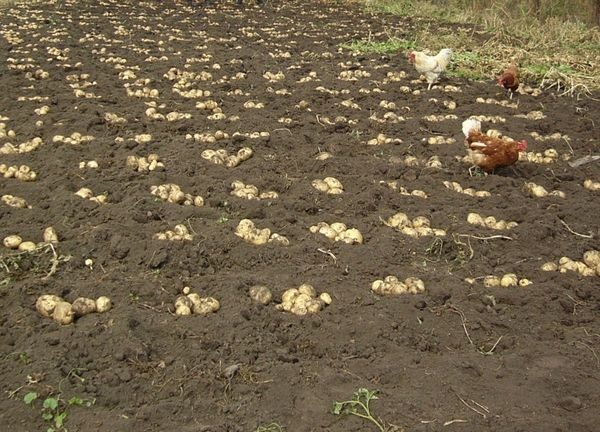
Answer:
[1,1,599,431]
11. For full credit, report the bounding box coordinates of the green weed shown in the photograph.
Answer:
[23,392,95,432]
[333,388,387,431]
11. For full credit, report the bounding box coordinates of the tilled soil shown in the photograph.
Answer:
[0,1,599,431]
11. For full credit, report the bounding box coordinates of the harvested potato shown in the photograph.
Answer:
[249,285,273,305]
[36,294,63,317]
[18,241,37,251]
[276,284,330,315]
[384,212,445,237]
[193,297,220,314]
[3,235,22,249]
[71,297,97,316]
[175,295,193,316]
[52,301,75,325]
[583,250,600,268]
[43,227,59,244]
[95,296,112,313]
[372,275,424,296]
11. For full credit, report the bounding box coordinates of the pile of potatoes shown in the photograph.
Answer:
[186,130,229,143]
[174,88,212,99]
[232,131,270,140]
[150,184,204,207]
[2,227,57,251]
[0,122,14,138]
[371,275,425,296]
[34,106,50,115]
[126,154,164,172]
[524,182,565,198]
[79,160,99,169]
[1,195,30,209]
[341,99,360,110]
[338,69,371,81]
[476,97,518,108]
[385,212,446,238]
[243,100,265,109]
[443,181,491,198]
[425,136,456,145]
[231,181,278,200]
[367,133,403,146]
[201,147,253,168]
[541,250,599,277]
[516,110,546,121]
[75,188,108,204]
[312,177,343,194]
[400,155,442,169]
[235,219,289,246]
[369,111,405,124]
[584,179,600,191]
[422,114,458,122]
[467,213,518,230]
[1,164,37,181]
[195,100,221,112]
[154,224,194,241]
[0,137,43,154]
[36,294,112,325]
[104,112,127,124]
[519,148,559,164]
[381,181,427,198]
[465,274,532,287]
[309,222,363,244]
[276,284,332,316]
[52,133,94,145]
[174,287,220,316]
[263,71,285,82]
[133,134,152,144]
[125,86,159,98]
[529,132,567,141]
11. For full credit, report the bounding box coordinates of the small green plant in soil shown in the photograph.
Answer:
[333,388,387,431]
[23,392,95,432]
[255,422,285,432]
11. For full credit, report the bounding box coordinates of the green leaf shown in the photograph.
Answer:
[42,413,54,421]
[23,392,38,405]
[43,397,59,411]
[68,397,83,406]
[55,412,66,428]
[332,402,344,415]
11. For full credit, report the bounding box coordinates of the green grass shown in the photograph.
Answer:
[348,0,600,94]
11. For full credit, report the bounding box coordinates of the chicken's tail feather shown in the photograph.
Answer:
[462,118,481,137]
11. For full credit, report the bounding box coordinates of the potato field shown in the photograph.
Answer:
[0,0,599,431]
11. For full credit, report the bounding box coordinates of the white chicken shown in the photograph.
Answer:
[408,48,453,90]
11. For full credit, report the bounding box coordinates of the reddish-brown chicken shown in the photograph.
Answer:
[498,64,520,99]
[462,119,528,173]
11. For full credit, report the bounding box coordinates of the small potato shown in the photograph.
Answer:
[483,275,500,287]
[75,188,93,199]
[249,285,272,305]
[319,292,332,305]
[390,282,408,295]
[3,235,22,249]
[291,304,308,316]
[311,179,329,192]
[305,299,323,314]
[281,288,299,304]
[400,227,419,238]
[518,278,532,287]
[330,222,347,233]
[175,295,192,310]
[541,262,558,271]
[186,293,202,308]
[298,283,316,298]
[36,294,63,317]
[405,277,425,293]
[411,216,430,228]
[467,213,483,225]
[95,296,112,313]
[18,241,37,251]
[43,227,59,244]
[71,297,97,316]
[52,301,75,325]
[387,212,410,228]
[176,305,192,315]
[583,250,600,268]
[193,297,220,314]
[500,273,518,287]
